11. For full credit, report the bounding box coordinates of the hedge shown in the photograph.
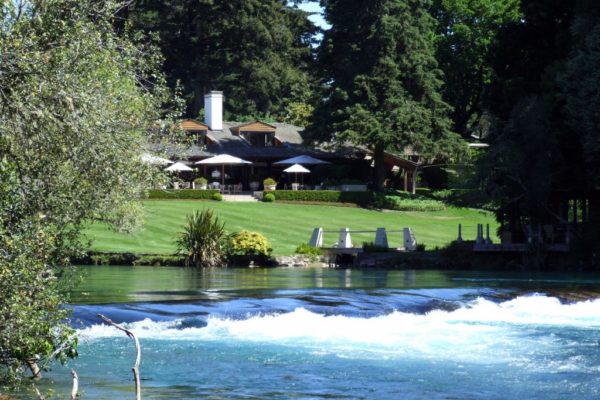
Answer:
[76,252,186,266]
[372,192,446,211]
[264,190,374,205]
[416,188,495,210]
[146,189,220,200]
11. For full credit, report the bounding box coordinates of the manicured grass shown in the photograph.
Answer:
[83,200,498,256]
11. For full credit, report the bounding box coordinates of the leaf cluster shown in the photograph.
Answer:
[176,209,227,267]
[0,0,170,383]
[0,162,77,385]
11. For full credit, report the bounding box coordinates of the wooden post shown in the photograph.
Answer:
[411,169,417,195]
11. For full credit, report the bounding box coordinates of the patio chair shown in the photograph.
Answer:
[233,183,242,194]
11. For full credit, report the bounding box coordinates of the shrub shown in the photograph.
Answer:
[263,177,277,186]
[227,231,272,258]
[263,193,275,202]
[176,209,226,267]
[105,200,144,233]
[194,177,208,185]
[295,243,322,261]
[372,192,446,211]
[264,190,373,205]
[132,255,185,266]
[417,188,495,210]
[362,242,389,253]
[340,179,365,184]
[212,192,223,201]
[147,189,220,200]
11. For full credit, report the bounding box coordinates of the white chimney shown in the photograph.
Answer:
[204,91,223,130]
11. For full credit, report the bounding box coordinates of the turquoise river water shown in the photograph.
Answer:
[25,267,600,399]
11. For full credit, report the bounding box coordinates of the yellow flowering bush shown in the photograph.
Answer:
[227,231,272,257]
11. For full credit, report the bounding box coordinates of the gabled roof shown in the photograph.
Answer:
[230,120,277,134]
[152,120,357,162]
[180,119,209,131]
[383,151,420,171]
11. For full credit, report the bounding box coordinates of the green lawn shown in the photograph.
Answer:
[84,200,498,255]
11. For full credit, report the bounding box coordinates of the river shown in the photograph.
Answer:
[33,266,600,399]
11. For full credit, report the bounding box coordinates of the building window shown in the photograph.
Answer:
[244,132,274,147]
[189,130,209,146]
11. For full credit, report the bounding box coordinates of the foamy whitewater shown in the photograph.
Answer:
[37,268,600,399]
[76,296,600,369]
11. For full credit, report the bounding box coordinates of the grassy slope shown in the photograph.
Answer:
[84,200,498,256]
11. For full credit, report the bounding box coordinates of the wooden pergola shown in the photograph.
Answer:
[383,152,420,193]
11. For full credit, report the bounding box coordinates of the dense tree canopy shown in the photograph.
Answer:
[0,0,167,383]
[430,0,521,138]
[308,0,463,190]
[560,2,600,188]
[124,0,318,121]
[480,0,600,254]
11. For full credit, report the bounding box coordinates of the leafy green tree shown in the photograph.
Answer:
[0,0,167,383]
[125,0,318,121]
[308,0,463,191]
[486,0,573,119]
[430,0,521,138]
[480,96,561,233]
[0,162,78,385]
[559,2,600,188]
[481,0,600,255]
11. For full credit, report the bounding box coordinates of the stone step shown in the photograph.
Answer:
[222,194,259,202]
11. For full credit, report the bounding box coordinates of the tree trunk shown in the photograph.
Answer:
[372,142,386,192]
[27,359,41,379]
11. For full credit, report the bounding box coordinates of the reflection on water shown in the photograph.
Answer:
[71,265,600,304]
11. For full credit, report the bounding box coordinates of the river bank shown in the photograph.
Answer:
[76,242,593,271]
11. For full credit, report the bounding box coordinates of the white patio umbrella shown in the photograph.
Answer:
[283,163,310,184]
[164,161,193,172]
[273,155,331,165]
[195,154,251,186]
[141,153,173,165]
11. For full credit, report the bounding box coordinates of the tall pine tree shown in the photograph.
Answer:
[125,0,318,121]
[308,0,462,191]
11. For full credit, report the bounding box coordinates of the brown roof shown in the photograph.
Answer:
[230,120,277,134]
[180,119,209,131]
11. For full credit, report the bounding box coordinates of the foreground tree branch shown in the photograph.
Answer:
[97,314,141,400]
[26,359,41,380]
[71,369,78,400]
